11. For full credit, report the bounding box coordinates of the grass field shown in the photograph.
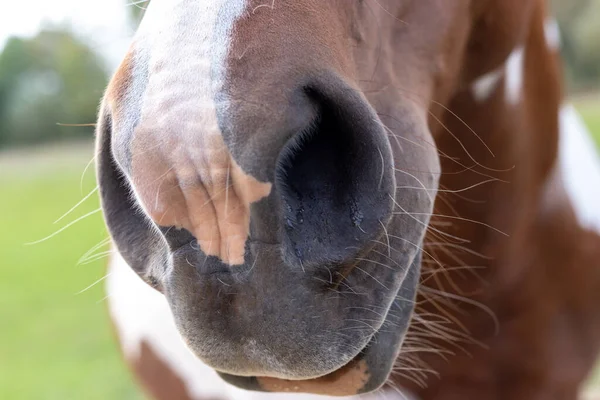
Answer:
[0,142,144,400]
[0,101,598,400]
[575,95,600,141]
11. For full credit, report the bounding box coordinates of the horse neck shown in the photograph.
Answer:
[427,2,563,298]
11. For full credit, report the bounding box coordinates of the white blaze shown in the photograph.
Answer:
[122,0,248,220]
[136,0,247,109]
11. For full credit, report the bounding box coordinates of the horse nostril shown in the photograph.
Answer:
[276,82,395,270]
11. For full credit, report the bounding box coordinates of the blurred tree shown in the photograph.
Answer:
[570,1,600,85]
[0,28,107,148]
[551,0,600,91]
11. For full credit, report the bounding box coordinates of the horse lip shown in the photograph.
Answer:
[257,333,375,388]
[217,251,420,395]
[217,320,385,396]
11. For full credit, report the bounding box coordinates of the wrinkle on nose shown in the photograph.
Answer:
[131,131,272,266]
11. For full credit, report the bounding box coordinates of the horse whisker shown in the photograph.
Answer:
[25,208,102,246]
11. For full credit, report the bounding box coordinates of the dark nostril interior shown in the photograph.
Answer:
[276,86,395,270]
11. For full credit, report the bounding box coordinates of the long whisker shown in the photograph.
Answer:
[430,99,496,157]
[419,286,499,335]
[395,177,497,194]
[80,154,97,195]
[390,196,470,243]
[75,273,112,295]
[372,82,497,160]
[394,211,508,237]
[78,237,112,264]
[353,265,390,290]
[427,111,510,173]
[78,250,118,266]
[393,170,434,204]
[54,186,98,224]
[425,242,492,260]
[25,208,102,246]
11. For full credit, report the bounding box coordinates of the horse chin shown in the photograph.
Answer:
[216,252,421,397]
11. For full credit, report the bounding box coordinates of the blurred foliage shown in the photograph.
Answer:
[551,0,600,91]
[0,28,107,148]
[0,1,596,150]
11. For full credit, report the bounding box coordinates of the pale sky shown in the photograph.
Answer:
[0,0,139,70]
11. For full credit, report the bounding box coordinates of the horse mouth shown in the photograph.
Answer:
[227,355,371,397]
[215,252,421,396]
[220,336,376,396]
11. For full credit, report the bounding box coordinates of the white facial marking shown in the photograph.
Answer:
[559,105,600,233]
[544,18,561,52]
[111,0,247,172]
[131,0,245,153]
[107,254,418,400]
[472,68,504,102]
[505,46,525,105]
[115,0,272,266]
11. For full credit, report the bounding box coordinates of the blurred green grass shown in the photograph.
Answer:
[577,97,600,394]
[0,100,598,400]
[0,143,144,400]
[575,97,600,144]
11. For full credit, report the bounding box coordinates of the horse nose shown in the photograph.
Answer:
[102,49,404,380]
[122,70,395,271]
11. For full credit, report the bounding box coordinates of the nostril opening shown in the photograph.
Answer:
[276,85,395,269]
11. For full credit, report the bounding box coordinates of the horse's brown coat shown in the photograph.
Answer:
[131,340,237,400]
[390,2,600,398]
[132,341,199,400]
